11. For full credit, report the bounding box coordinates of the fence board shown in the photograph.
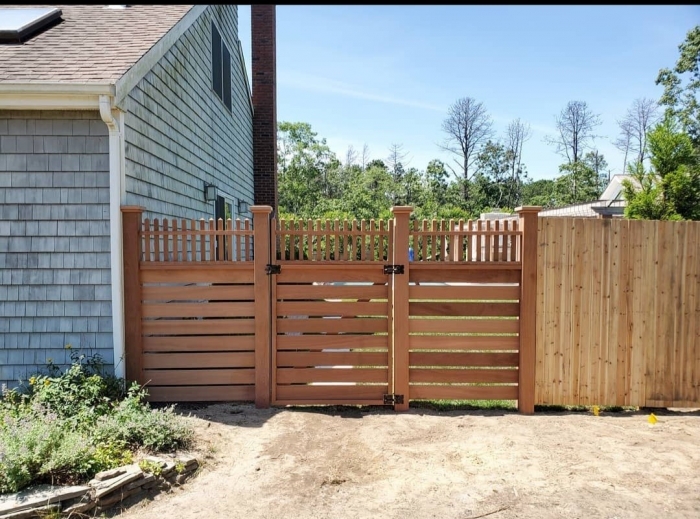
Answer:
[409,318,519,334]
[409,335,519,350]
[277,368,388,384]
[536,218,700,408]
[143,335,255,352]
[410,385,518,400]
[144,369,255,386]
[143,352,255,369]
[409,352,519,367]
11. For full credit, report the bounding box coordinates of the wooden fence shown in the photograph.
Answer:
[537,217,700,407]
[122,205,538,412]
[122,206,700,411]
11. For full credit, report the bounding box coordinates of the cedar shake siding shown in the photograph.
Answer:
[0,111,112,386]
[122,5,254,222]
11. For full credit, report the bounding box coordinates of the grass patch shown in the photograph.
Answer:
[411,399,516,411]
[0,349,193,494]
[534,404,637,413]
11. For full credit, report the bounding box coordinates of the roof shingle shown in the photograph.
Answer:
[0,5,194,84]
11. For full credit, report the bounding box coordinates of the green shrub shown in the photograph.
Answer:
[92,385,193,452]
[0,349,193,494]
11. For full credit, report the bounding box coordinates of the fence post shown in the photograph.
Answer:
[515,206,541,414]
[391,206,412,411]
[252,205,273,408]
[121,206,145,385]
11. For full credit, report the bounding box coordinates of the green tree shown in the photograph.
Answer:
[522,179,557,208]
[622,115,700,220]
[277,122,341,217]
[553,161,605,205]
[656,26,700,146]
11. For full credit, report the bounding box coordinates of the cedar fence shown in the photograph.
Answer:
[121,206,700,412]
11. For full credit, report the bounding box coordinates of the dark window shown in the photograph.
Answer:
[211,21,231,111]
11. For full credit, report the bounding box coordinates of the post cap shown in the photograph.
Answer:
[515,206,542,214]
[250,205,273,214]
[120,205,145,213]
[391,206,413,214]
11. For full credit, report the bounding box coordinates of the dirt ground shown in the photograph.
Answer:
[116,404,700,519]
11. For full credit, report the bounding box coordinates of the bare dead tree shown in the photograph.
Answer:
[440,97,494,200]
[361,143,370,171]
[501,118,533,208]
[615,98,660,171]
[544,100,602,164]
[386,143,409,182]
[614,123,633,176]
[505,118,533,180]
[345,145,358,168]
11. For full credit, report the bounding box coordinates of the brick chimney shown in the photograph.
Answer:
[251,5,278,212]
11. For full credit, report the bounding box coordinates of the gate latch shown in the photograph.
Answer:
[383,394,405,405]
[265,264,281,275]
[383,264,404,275]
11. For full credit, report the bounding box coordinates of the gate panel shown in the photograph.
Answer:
[406,266,521,402]
[273,265,391,406]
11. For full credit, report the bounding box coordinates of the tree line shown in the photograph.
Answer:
[277,25,700,221]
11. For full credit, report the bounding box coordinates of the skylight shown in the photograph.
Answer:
[0,7,62,44]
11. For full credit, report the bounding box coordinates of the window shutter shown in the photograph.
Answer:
[211,22,222,98]
[222,44,232,110]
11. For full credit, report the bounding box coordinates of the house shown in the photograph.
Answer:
[538,175,634,218]
[0,5,278,387]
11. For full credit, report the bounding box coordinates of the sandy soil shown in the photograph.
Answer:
[115,404,700,519]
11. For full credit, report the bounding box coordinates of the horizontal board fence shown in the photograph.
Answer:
[537,217,700,408]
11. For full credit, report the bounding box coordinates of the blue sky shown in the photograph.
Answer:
[237,5,699,181]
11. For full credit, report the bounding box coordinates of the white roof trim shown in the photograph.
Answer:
[114,5,207,105]
[0,83,115,110]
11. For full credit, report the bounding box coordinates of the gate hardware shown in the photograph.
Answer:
[383,394,404,405]
[383,264,404,275]
[265,264,281,275]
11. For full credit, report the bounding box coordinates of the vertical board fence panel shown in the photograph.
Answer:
[536,217,700,408]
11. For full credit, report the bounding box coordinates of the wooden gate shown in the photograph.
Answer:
[122,205,539,413]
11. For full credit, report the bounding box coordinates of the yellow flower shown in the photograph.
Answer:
[29,376,36,386]
[65,344,72,350]
[44,380,50,387]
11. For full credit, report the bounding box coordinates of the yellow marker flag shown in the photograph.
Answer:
[592,405,600,416]
[648,413,657,425]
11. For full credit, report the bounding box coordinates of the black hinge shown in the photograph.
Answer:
[265,264,281,275]
[383,264,404,275]
[383,394,404,405]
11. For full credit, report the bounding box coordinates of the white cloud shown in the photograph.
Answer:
[280,71,446,113]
